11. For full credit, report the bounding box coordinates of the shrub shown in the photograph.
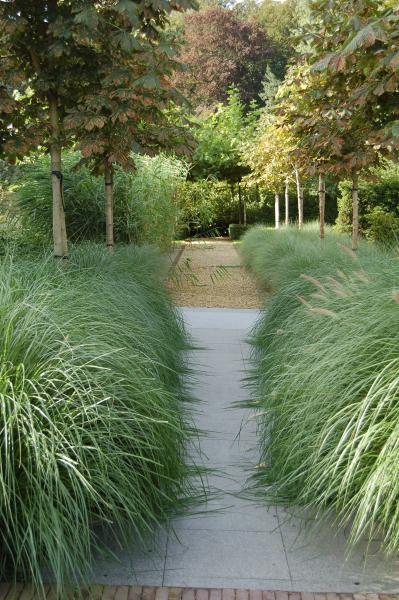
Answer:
[241,225,399,554]
[0,244,199,593]
[175,180,235,236]
[175,180,219,237]
[228,223,250,240]
[131,154,188,250]
[365,209,399,246]
[10,152,187,251]
[335,160,399,235]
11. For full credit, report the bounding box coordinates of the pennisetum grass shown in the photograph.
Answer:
[0,244,202,595]
[240,224,399,555]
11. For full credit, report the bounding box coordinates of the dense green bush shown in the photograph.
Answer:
[176,180,223,237]
[10,152,187,250]
[335,160,399,240]
[0,244,199,593]
[366,209,399,246]
[176,179,243,236]
[228,223,250,240]
[241,226,399,554]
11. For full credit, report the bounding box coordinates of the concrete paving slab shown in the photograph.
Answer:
[164,529,290,582]
[191,436,257,471]
[188,328,249,346]
[171,497,279,533]
[179,308,260,332]
[276,508,399,593]
[90,530,168,584]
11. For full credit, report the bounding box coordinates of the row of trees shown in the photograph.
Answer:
[245,0,398,249]
[0,0,195,257]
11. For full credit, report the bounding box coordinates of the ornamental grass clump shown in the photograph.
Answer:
[241,225,399,554]
[0,244,199,593]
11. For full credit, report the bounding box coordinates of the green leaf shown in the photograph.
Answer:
[113,31,142,52]
[115,0,140,26]
[73,7,99,29]
[342,23,385,55]
[133,75,160,89]
[312,53,334,72]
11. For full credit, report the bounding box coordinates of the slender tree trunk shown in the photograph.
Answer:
[242,187,247,226]
[230,183,238,225]
[352,172,359,251]
[104,160,114,251]
[49,93,68,258]
[275,192,280,229]
[237,182,242,225]
[319,173,326,240]
[295,167,303,229]
[285,178,289,226]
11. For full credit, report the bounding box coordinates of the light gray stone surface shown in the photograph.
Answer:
[91,307,399,592]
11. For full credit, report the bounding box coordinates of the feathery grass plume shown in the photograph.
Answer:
[240,224,399,555]
[0,244,202,594]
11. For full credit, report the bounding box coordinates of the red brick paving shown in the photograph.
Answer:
[1,587,398,600]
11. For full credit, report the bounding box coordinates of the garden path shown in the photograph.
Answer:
[167,239,261,308]
[91,241,399,594]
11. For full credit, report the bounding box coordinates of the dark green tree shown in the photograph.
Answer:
[0,0,196,257]
[192,87,258,223]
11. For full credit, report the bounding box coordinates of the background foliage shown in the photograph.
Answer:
[335,161,399,244]
[172,7,282,109]
[6,152,187,251]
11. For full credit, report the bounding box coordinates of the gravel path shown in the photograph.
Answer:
[167,239,262,309]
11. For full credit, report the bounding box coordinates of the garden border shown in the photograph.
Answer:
[1,585,397,600]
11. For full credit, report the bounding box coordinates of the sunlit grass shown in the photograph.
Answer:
[240,224,399,554]
[0,244,201,593]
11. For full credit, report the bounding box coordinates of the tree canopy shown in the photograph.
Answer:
[0,0,196,255]
[172,7,280,109]
[191,87,257,182]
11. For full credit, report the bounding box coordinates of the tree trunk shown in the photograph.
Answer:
[242,187,247,226]
[230,183,237,225]
[319,173,326,240]
[104,161,114,251]
[285,178,289,226]
[237,183,242,225]
[275,192,280,229]
[49,94,68,258]
[295,167,303,229]
[352,172,359,251]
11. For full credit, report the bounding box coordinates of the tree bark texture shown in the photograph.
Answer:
[104,161,114,252]
[49,94,68,258]
[295,168,303,229]
[275,192,280,230]
[352,172,359,251]
[319,173,326,240]
[285,178,289,226]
